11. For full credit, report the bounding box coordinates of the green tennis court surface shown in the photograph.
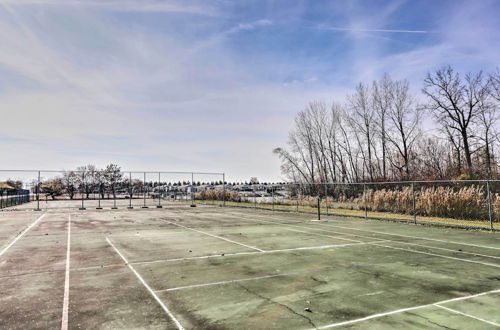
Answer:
[1,205,499,329]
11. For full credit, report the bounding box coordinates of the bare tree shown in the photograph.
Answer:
[385,79,421,179]
[423,66,489,176]
[347,83,377,181]
[489,69,500,102]
[372,74,392,179]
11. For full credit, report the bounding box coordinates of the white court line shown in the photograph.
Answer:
[61,214,71,330]
[106,237,184,330]
[131,241,378,266]
[167,221,265,252]
[237,211,500,251]
[434,304,500,327]
[287,224,500,261]
[283,225,500,269]
[0,213,45,258]
[156,273,298,292]
[318,222,500,251]
[317,288,500,329]
[229,213,500,261]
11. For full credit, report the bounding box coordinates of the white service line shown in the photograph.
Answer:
[230,213,500,261]
[131,241,377,266]
[0,213,45,258]
[239,211,500,251]
[288,224,500,261]
[106,237,184,330]
[156,273,297,292]
[167,221,265,252]
[434,304,500,327]
[61,214,71,330]
[317,222,500,251]
[285,225,500,269]
[316,288,500,329]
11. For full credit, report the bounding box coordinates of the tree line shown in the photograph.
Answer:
[274,66,500,183]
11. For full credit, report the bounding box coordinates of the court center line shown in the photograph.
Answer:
[61,214,71,330]
[0,213,45,258]
[434,304,500,327]
[316,288,500,329]
[106,237,185,330]
[166,221,265,252]
[228,213,500,261]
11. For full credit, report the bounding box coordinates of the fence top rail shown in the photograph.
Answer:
[0,170,224,175]
[282,179,500,186]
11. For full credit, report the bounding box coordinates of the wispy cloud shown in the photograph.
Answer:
[319,25,432,34]
[0,0,217,15]
[0,0,498,181]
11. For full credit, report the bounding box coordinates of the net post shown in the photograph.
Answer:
[272,184,274,211]
[325,183,328,216]
[222,173,226,207]
[363,183,367,220]
[142,172,148,208]
[317,194,321,220]
[487,180,493,231]
[127,171,133,209]
[35,170,41,211]
[190,172,196,207]
[157,172,162,208]
[412,181,416,224]
[296,184,299,213]
[254,184,257,209]
[112,180,117,209]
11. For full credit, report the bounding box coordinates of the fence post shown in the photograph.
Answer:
[97,183,102,210]
[222,173,226,207]
[412,181,416,224]
[363,183,367,220]
[487,180,493,231]
[79,172,86,210]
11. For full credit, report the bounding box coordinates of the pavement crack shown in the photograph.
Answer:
[406,312,457,330]
[237,283,318,329]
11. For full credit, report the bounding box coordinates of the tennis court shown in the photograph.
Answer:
[1,205,499,329]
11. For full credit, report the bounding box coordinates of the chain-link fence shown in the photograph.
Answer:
[1,171,498,230]
[0,170,225,211]
[218,180,499,231]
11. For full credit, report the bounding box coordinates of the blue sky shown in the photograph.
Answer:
[0,0,499,181]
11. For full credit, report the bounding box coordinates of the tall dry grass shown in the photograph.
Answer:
[195,190,241,202]
[358,185,496,220]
